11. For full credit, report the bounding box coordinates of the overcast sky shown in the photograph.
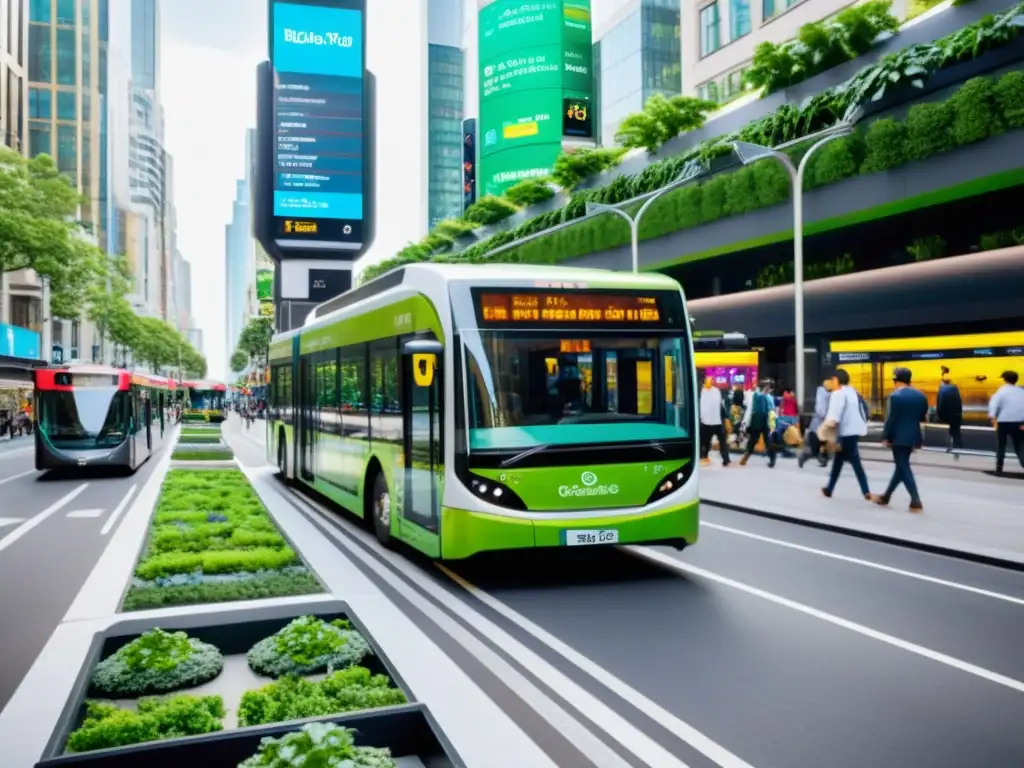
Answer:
[160,0,428,380]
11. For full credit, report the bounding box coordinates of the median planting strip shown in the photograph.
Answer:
[121,469,322,611]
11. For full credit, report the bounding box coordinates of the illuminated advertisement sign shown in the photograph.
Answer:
[256,268,274,301]
[270,0,366,250]
[478,0,593,196]
[462,118,477,212]
[476,292,664,325]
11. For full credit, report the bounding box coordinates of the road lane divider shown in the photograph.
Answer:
[100,483,137,536]
[0,517,25,528]
[66,508,105,518]
[701,521,1024,606]
[0,483,88,554]
[278,479,749,768]
[628,547,1024,695]
[0,469,34,486]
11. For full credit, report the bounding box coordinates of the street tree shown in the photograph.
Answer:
[230,349,249,374]
[0,147,95,289]
[236,316,274,366]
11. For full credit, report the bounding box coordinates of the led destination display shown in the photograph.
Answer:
[478,293,662,324]
[271,0,366,249]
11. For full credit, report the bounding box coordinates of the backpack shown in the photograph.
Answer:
[750,392,772,428]
[856,392,870,423]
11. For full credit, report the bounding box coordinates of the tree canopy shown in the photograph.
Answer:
[230,316,274,373]
[1,146,206,378]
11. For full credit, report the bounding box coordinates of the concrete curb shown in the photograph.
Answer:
[703,498,1024,573]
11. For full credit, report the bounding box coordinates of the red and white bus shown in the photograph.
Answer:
[34,365,176,471]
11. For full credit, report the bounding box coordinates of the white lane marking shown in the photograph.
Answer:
[436,564,757,768]
[66,508,105,519]
[0,484,89,553]
[701,520,1024,607]
[0,517,25,528]
[0,469,34,486]
[288,490,711,768]
[100,484,137,535]
[628,547,1024,695]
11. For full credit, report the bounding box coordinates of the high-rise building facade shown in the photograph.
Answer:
[595,0,681,144]
[427,0,464,229]
[225,178,251,362]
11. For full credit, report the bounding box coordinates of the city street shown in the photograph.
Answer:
[225,420,1024,768]
[0,442,162,713]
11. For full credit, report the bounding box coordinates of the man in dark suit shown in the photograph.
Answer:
[874,367,929,512]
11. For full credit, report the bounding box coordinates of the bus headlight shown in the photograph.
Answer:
[464,473,528,511]
[646,463,694,505]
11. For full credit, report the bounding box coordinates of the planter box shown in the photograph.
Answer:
[36,704,462,768]
[37,600,449,765]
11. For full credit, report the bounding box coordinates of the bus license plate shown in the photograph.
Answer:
[565,529,619,547]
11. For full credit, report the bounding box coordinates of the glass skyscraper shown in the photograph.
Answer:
[427,0,464,230]
[596,0,681,145]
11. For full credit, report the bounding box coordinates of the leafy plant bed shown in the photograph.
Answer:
[179,434,224,444]
[171,448,235,462]
[121,469,321,611]
[37,706,461,767]
[35,603,461,766]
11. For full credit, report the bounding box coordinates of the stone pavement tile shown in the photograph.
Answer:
[700,458,1024,566]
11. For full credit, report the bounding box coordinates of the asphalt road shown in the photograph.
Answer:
[227,421,1024,768]
[0,436,165,713]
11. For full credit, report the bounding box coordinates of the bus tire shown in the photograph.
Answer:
[277,434,287,477]
[370,471,392,547]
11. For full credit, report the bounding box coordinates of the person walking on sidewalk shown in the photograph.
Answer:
[937,366,963,459]
[821,369,873,500]
[875,367,928,512]
[739,380,776,468]
[799,376,833,468]
[989,370,1024,474]
[699,378,731,467]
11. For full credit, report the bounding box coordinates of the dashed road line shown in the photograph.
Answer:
[66,509,105,519]
[100,484,137,535]
[0,469,34,486]
[0,484,88,554]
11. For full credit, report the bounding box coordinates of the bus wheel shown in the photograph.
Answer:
[371,472,392,547]
[277,436,286,477]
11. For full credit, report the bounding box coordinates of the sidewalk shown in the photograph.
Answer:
[700,458,1024,568]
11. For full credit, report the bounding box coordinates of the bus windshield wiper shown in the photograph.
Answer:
[499,443,552,468]
[646,441,667,453]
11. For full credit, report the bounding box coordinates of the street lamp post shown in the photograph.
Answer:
[730,115,861,412]
[585,164,705,273]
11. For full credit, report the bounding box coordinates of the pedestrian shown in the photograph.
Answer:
[821,369,873,500]
[799,375,833,468]
[739,379,776,468]
[936,366,963,459]
[988,370,1024,474]
[699,378,731,467]
[874,367,928,512]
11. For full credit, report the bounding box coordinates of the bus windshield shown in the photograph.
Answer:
[187,389,224,410]
[37,387,129,449]
[461,330,692,452]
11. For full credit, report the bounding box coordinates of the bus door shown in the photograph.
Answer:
[144,395,153,452]
[298,355,315,482]
[401,338,443,534]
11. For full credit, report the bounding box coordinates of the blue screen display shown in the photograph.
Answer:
[272,2,364,224]
[0,322,41,360]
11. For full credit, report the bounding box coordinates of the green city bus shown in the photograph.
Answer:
[267,264,701,560]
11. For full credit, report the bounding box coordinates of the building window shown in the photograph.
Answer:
[29,122,51,156]
[700,3,721,57]
[57,123,76,176]
[29,0,50,23]
[71,321,80,360]
[56,0,75,25]
[56,28,76,85]
[57,90,75,119]
[82,93,91,121]
[29,88,51,118]
[82,28,90,87]
[29,24,52,82]
[730,0,751,40]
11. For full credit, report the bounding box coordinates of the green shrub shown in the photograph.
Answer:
[724,168,759,214]
[134,546,297,581]
[238,723,395,768]
[808,133,865,187]
[248,617,372,678]
[699,176,728,222]
[752,161,791,207]
[66,695,224,753]
[904,102,955,162]
[949,77,1003,145]
[503,178,555,206]
[860,118,908,172]
[122,571,322,611]
[179,434,223,444]
[91,629,224,697]
[237,667,407,728]
[995,70,1024,128]
[552,147,627,190]
[172,449,234,461]
[463,195,517,226]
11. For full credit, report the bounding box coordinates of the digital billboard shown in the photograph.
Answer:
[256,268,274,301]
[478,0,593,196]
[462,118,477,212]
[270,0,366,251]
